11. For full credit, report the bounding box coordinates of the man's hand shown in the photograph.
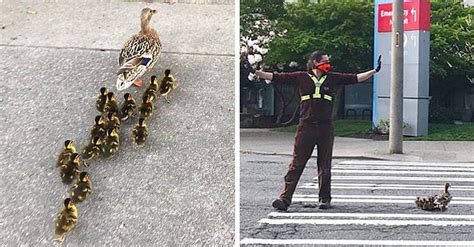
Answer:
[375,55,382,72]
[242,59,256,74]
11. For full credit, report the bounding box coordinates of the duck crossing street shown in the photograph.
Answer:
[240,154,474,246]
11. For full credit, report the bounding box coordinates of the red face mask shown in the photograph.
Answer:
[315,63,331,73]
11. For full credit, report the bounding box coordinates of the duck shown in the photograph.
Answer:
[59,153,81,185]
[159,69,178,103]
[143,75,159,101]
[120,93,137,121]
[106,112,121,132]
[139,94,154,119]
[116,8,162,91]
[54,198,78,243]
[70,172,92,203]
[56,140,75,168]
[90,115,107,142]
[434,183,452,211]
[82,136,102,167]
[96,87,108,113]
[132,118,148,148]
[102,128,120,158]
[104,92,120,116]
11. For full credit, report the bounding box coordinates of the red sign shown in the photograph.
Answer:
[378,0,430,32]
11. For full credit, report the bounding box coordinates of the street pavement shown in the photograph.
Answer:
[240,154,474,246]
[0,1,234,246]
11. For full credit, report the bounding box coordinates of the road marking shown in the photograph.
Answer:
[302,182,474,188]
[240,239,474,245]
[300,185,474,191]
[268,212,474,220]
[292,198,474,204]
[333,165,474,172]
[258,218,474,226]
[331,169,474,176]
[292,194,474,200]
[338,160,474,167]
[313,176,474,182]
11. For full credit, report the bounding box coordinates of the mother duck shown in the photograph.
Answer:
[116,8,162,91]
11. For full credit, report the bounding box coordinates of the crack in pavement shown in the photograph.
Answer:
[0,44,234,57]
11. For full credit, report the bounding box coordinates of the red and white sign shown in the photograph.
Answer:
[378,0,430,32]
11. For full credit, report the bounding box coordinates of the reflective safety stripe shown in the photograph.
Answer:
[300,74,332,102]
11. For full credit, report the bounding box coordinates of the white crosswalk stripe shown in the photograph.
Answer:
[242,160,474,246]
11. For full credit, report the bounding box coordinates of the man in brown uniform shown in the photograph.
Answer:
[251,51,381,210]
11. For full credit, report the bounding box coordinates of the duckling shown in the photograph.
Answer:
[143,75,159,101]
[59,153,81,184]
[56,140,75,168]
[415,197,423,209]
[82,136,102,167]
[70,172,92,203]
[159,69,178,103]
[132,118,148,148]
[90,115,106,142]
[96,87,107,113]
[434,183,452,211]
[116,8,162,91]
[103,92,120,115]
[106,112,121,132]
[120,93,137,121]
[138,94,154,119]
[102,128,120,158]
[54,198,78,243]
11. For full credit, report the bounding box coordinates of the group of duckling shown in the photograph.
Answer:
[53,71,178,243]
[415,183,453,211]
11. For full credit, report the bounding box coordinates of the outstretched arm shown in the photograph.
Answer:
[357,69,376,82]
[255,71,273,81]
[357,55,382,82]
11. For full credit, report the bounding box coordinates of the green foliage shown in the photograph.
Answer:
[274,120,474,141]
[265,0,374,72]
[429,1,474,110]
[273,120,372,137]
[405,123,474,141]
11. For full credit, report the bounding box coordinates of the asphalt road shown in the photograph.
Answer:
[240,154,474,245]
[0,2,234,245]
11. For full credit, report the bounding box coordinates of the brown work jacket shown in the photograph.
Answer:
[272,71,358,124]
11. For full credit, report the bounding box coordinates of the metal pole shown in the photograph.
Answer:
[389,0,403,154]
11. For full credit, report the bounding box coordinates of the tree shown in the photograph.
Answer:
[429,1,474,122]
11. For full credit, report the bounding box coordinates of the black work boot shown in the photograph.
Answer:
[272,199,289,211]
[318,200,331,209]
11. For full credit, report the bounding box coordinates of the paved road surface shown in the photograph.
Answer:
[241,154,474,246]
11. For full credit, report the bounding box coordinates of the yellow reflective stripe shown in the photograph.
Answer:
[314,85,321,98]
[301,74,331,102]
[301,95,311,101]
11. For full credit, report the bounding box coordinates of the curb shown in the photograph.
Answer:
[240,150,474,163]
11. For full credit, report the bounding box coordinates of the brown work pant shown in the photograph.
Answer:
[279,122,334,205]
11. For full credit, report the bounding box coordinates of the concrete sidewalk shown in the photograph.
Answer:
[241,129,474,162]
[1,2,234,246]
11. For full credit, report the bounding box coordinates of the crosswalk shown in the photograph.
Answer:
[241,160,474,246]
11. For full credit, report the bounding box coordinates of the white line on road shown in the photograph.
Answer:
[240,239,474,246]
[314,176,474,182]
[292,198,474,204]
[293,194,474,200]
[300,185,474,191]
[258,218,474,226]
[268,212,474,220]
[338,160,474,167]
[303,182,474,188]
[333,165,474,172]
[331,169,474,176]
